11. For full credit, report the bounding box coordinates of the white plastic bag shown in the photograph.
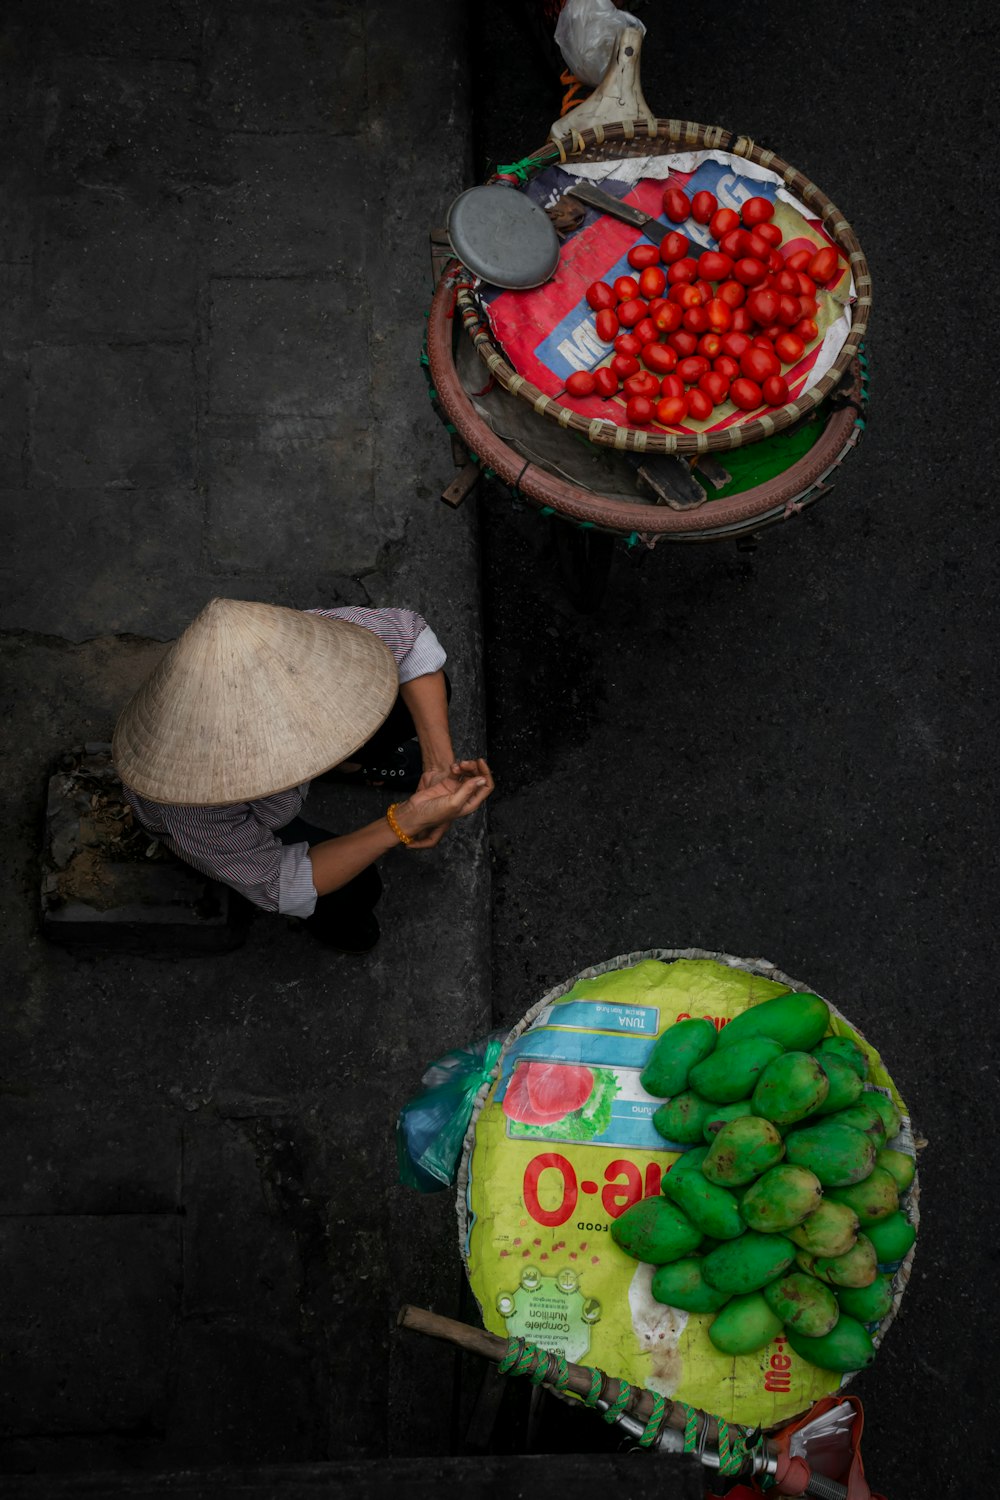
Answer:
[554,0,646,88]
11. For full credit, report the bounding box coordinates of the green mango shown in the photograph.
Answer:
[821,1098,886,1148]
[641,1017,718,1098]
[811,1052,864,1115]
[662,1163,745,1241]
[708,1293,784,1355]
[611,1195,702,1265]
[836,1273,894,1324]
[702,1100,755,1142]
[762,1271,839,1337]
[786,1314,875,1373]
[670,1145,710,1176]
[877,1147,916,1193]
[740,1164,823,1232]
[716,991,830,1053]
[784,1121,875,1186]
[751,1051,830,1126]
[865,1211,916,1264]
[797,1234,877,1288]
[825,1168,899,1225]
[702,1230,796,1294]
[813,1034,868,1079]
[702,1116,785,1186]
[689,1036,784,1104]
[651,1257,732,1314]
[865,1090,903,1141]
[788,1200,860,1257]
[653,1092,716,1145]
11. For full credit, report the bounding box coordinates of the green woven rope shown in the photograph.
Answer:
[583,1367,603,1407]
[681,1403,699,1452]
[497,1338,571,1393]
[638,1392,667,1448]
[602,1380,632,1424]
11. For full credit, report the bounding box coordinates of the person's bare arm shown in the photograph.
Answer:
[400,669,454,776]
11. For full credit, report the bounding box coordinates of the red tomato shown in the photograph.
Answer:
[627,243,661,270]
[683,305,710,333]
[794,317,818,342]
[730,377,764,410]
[720,330,751,359]
[659,373,685,400]
[638,266,667,300]
[762,374,789,406]
[785,248,814,273]
[699,370,730,406]
[593,366,619,398]
[626,394,655,425]
[655,393,689,425]
[746,288,779,325]
[667,329,699,357]
[777,294,802,326]
[808,245,840,283]
[697,332,723,360]
[687,387,714,422]
[594,308,619,342]
[795,272,816,297]
[618,297,649,329]
[659,230,690,264]
[662,187,691,222]
[798,294,819,319]
[695,278,714,302]
[676,284,704,309]
[565,370,596,397]
[741,345,780,382]
[730,307,754,333]
[719,228,751,259]
[613,275,640,302]
[734,257,768,287]
[767,249,784,273]
[614,332,644,357]
[642,343,677,374]
[646,297,668,317]
[774,270,800,295]
[586,280,616,312]
[774,331,806,364]
[705,298,732,333]
[741,195,775,226]
[623,371,660,399]
[698,250,734,282]
[745,230,771,260]
[716,279,746,309]
[758,322,785,342]
[667,257,698,285]
[756,222,783,247]
[653,301,683,333]
[710,207,740,240]
[676,355,710,384]
[691,190,718,224]
[611,352,640,379]
[633,317,658,345]
[713,354,740,380]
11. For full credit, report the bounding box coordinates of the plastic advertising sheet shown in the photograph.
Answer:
[460,951,917,1429]
[480,152,855,439]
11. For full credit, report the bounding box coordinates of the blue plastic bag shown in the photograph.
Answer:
[396,1033,505,1192]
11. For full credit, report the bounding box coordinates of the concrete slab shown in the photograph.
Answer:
[0,1104,182,1216]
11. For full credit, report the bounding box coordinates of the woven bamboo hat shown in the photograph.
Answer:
[112,599,399,805]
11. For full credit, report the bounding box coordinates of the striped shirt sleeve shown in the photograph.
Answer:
[310,606,446,683]
[122,788,318,918]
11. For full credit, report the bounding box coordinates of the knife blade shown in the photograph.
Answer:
[565,181,670,245]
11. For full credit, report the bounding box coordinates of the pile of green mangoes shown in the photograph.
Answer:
[611,991,917,1374]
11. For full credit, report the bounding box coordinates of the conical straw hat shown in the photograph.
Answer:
[113,599,399,805]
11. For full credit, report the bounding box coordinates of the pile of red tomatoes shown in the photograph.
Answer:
[569,189,842,428]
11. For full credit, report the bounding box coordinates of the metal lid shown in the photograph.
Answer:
[446,184,560,289]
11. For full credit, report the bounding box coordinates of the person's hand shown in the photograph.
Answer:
[393,759,494,849]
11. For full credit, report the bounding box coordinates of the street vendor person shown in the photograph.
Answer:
[112,598,493,953]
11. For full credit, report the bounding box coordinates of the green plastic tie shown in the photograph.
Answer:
[495,158,532,182]
[578,520,595,530]
[427,388,438,401]
[626,531,640,550]
[855,416,866,430]
[539,505,555,518]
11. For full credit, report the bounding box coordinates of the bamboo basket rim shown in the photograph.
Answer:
[455,946,917,1419]
[457,118,872,458]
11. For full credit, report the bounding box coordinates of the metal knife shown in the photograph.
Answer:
[565,181,670,245]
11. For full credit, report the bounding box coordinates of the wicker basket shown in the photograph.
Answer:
[455,119,872,458]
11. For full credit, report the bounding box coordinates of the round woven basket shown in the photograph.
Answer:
[455,119,872,458]
[456,947,917,1426]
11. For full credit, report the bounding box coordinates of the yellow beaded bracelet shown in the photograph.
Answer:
[386,803,413,847]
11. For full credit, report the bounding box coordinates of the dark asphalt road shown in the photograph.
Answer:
[470,3,998,1493]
